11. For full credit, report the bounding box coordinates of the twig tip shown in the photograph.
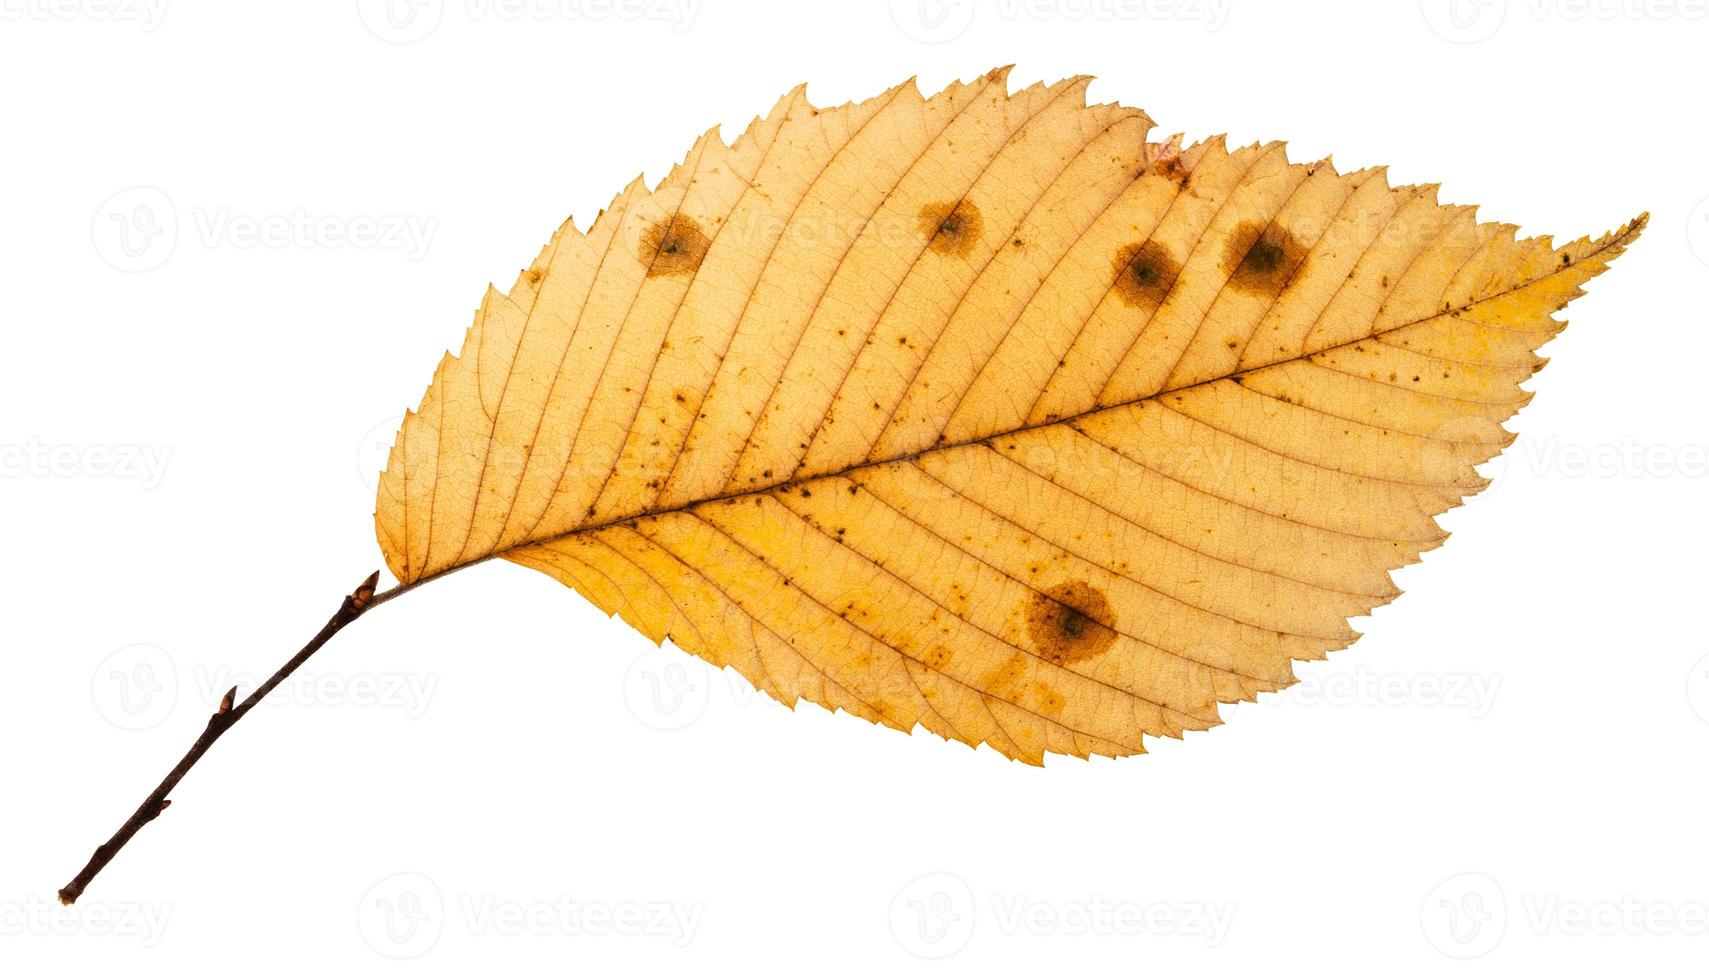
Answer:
[351,571,380,610]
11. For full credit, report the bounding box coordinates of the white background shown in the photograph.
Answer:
[3,0,1705,974]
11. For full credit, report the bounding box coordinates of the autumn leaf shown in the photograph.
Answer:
[62,67,1646,910]
[373,68,1644,764]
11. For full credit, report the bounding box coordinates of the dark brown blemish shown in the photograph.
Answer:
[1110,240,1182,311]
[1224,220,1307,296]
[640,213,710,278]
[1145,151,1190,185]
[1025,580,1118,666]
[918,199,983,257]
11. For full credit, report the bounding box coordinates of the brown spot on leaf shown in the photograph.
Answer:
[919,199,982,257]
[640,213,710,277]
[1146,152,1189,184]
[1025,580,1117,665]
[981,652,1030,700]
[1111,240,1181,311]
[1224,220,1307,296]
[922,645,954,670]
[1031,682,1067,717]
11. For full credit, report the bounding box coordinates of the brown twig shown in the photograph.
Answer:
[58,571,388,905]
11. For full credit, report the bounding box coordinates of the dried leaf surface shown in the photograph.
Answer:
[375,70,1643,763]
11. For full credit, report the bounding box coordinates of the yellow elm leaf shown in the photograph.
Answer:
[373,69,1644,764]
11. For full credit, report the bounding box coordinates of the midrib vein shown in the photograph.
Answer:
[411,215,1643,587]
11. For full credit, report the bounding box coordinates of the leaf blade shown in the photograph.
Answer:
[375,72,1644,762]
